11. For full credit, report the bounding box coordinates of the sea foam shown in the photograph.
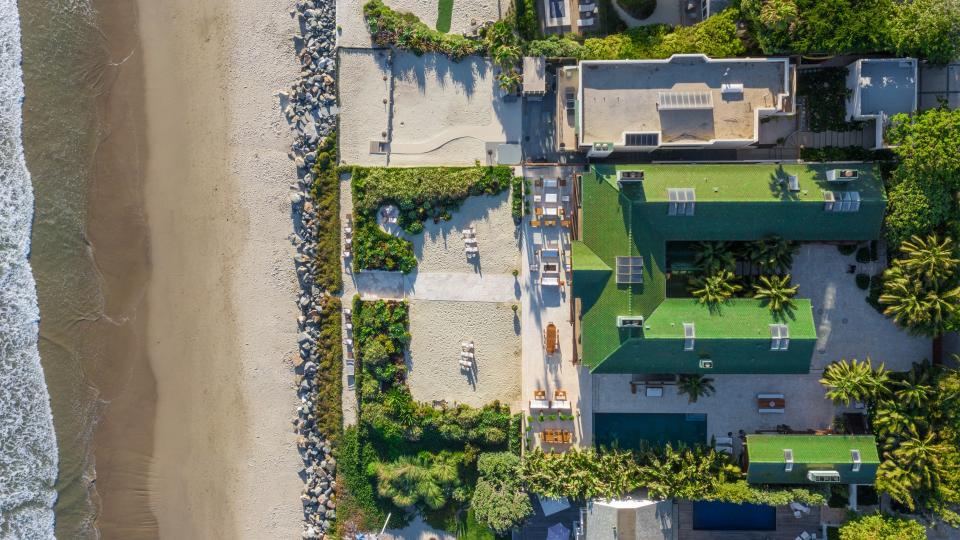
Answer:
[0,0,60,537]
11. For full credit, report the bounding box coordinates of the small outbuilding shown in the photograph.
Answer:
[523,56,547,98]
[582,499,673,540]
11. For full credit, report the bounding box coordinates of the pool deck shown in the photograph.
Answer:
[677,502,821,540]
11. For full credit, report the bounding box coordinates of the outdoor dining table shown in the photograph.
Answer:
[541,276,560,286]
[543,178,558,188]
[543,207,559,216]
[544,193,558,204]
[530,399,550,410]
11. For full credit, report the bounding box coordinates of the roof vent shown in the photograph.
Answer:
[851,449,861,472]
[699,359,713,369]
[721,83,744,95]
[683,323,695,351]
[788,175,800,192]
[770,324,790,351]
[617,170,645,184]
[617,316,644,328]
[784,449,794,472]
[615,256,644,284]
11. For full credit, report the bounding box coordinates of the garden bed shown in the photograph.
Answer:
[797,68,863,133]
[311,132,342,292]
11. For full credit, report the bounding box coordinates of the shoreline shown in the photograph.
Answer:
[67,0,305,536]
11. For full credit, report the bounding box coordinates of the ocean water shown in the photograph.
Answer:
[0,0,60,537]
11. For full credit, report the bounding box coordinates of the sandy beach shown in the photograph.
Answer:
[84,0,304,537]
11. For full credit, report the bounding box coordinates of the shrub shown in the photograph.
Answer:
[884,176,954,249]
[311,132,342,292]
[837,243,858,256]
[855,247,871,263]
[511,175,524,220]
[866,274,884,312]
[526,36,584,58]
[513,0,540,40]
[889,0,960,64]
[509,413,523,456]
[855,273,870,290]
[334,426,390,535]
[801,146,895,162]
[837,513,925,540]
[619,0,657,20]
[827,484,849,508]
[709,481,826,506]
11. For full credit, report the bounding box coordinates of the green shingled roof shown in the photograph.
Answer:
[746,434,880,485]
[746,435,880,464]
[575,163,886,374]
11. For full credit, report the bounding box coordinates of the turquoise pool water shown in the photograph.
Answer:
[593,412,707,450]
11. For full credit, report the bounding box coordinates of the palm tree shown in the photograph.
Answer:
[876,459,919,511]
[375,452,461,510]
[752,274,799,313]
[744,236,798,275]
[894,429,948,490]
[880,270,960,337]
[871,403,917,449]
[694,241,736,274]
[690,270,742,306]
[895,360,936,409]
[899,234,959,287]
[819,358,891,405]
[676,374,715,403]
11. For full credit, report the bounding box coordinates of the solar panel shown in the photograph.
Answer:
[824,191,861,213]
[658,91,713,110]
[624,132,659,147]
[667,188,695,216]
[683,322,695,351]
[616,256,644,284]
[770,324,789,350]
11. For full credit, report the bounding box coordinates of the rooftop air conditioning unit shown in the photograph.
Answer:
[699,359,713,369]
[617,316,644,328]
[617,170,645,184]
[807,470,841,483]
[827,169,859,182]
[721,83,744,95]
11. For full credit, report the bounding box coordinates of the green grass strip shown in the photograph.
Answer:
[436,0,454,33]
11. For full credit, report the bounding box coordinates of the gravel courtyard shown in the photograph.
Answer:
[791,243,930,372]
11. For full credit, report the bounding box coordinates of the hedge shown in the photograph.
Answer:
[311,132,342,292]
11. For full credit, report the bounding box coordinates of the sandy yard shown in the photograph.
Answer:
[407,300,521,407]
[413,192,520,274]
[339,49,522,166]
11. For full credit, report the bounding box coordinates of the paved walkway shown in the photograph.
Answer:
[519,166,593,452]
[345,270,519,302]
[339,172,358,427]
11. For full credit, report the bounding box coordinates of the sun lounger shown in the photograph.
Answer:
[345,360,355,377]
[554,390,567,401]
[461,341,474,350]
[577,17,594,26]
[645,386,663,397]
[715,436,734,447]
[342,250,351,258]
[534,389,547,400]
[344,338,353,346]
[465,247,480,254]
[543,207,559,216]
[530,219,541,227]
[460,351,475,360]
[553,400,571,410]
[459,359,473,369]
[561,431,573,444]
[530,399,550,410]
[790,502,811,514]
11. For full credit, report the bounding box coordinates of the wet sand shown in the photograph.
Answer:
[81,0,303,537]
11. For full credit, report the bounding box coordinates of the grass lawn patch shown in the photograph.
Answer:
[436,0,454,33]
[351,165,514,272]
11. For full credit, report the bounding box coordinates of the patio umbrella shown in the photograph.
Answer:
[546,522,570,540]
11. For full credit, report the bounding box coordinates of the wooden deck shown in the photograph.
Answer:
[677,501,821,540]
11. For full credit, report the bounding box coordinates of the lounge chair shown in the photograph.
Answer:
[460,350,475,360]
[561,431,573,444]
[534,389,547,400]
[459,359,473,369]
[530,399,550,410]
[530,219,541,227]
[345,360,355,377]
[461,341,474,350]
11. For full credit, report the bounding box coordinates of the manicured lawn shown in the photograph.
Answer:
[436,0,454,32]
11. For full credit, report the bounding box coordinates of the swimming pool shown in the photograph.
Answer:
[692,501,776,531]
[593,413,707,451]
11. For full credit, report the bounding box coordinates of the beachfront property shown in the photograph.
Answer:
[844,58,918,149]
[572,162,886,374]
[338,49,522,167]
[560,55,795,156]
